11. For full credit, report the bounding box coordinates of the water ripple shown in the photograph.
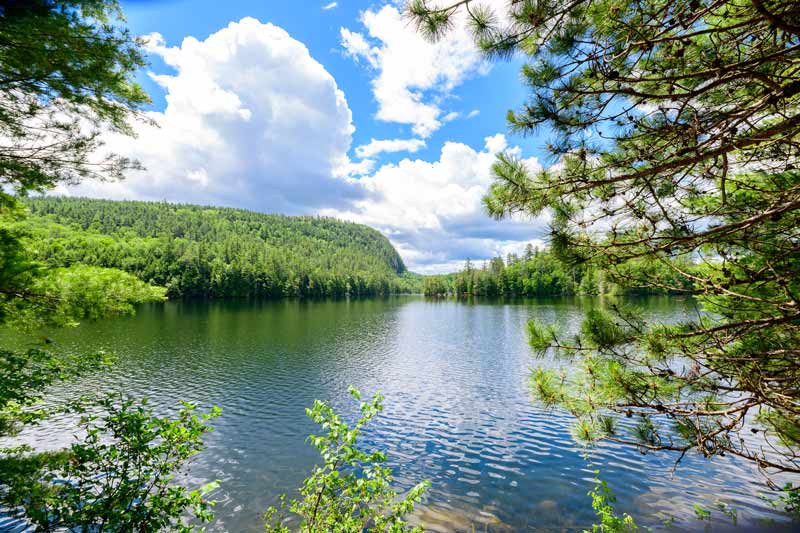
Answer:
[2,297,797,532]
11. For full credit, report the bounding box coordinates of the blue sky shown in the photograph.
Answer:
[70,0,552,273]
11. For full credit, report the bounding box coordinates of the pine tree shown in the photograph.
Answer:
[409,0,800,491]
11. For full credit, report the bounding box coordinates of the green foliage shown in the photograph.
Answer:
[1,3,221,531]
[527,320,557,353]
[762,484,800,518]
[0,196,165,436]
[0,395,220,532]
[409,0,800,489]
[0,210,44,324]
[0,0,149,193]
[1,198,165,329]
[423,250,579,297]
[580,309,632,351]
[0,204,213,530]
[19,196,419,298]
[693,504,711,522]
[0,263,214,533]
[265,387,429,532]
[585,476,638,533]
[716,502,737,525]
[420,275,449,297]
[30,264,167,325]
[0,347,111,436]
[422,250,692,297]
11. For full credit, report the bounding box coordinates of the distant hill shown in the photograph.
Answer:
[18,197,419,298]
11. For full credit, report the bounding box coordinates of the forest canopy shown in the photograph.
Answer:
[17,196,420,298]
[422,245,695,297]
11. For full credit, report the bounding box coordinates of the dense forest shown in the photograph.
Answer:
[18,197,422,298]
[423,244,695,297]
[18,197,691,301]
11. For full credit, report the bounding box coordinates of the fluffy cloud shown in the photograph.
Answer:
[322,134,549,273]
[354,138,426,158]
[441,111,460,123]
[62,17,546,273]
[340,5,489,137]
[67,18,363,214]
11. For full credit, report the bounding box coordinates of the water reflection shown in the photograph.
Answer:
[2,296,796,531]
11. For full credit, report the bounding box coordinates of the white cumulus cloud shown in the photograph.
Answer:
[355,138,426,159]
[340,5,490,138]
[66,18,363,213]
[323,134,549,273]
[322,2,338,10]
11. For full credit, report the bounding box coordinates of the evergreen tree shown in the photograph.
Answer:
[523,243,534,261]
[18,196,421,298]
[410,0,800,495]
[422,249,686,298]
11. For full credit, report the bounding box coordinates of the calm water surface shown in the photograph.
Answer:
[5,296,797,531]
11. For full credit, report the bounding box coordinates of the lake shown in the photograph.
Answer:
[5,296,796,531]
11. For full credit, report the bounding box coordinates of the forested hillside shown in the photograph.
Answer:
[18,197,420,298]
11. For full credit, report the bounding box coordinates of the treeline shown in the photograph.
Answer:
[423,245,694,297]
[19,197,422,298]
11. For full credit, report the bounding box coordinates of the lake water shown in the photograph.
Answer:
[5,296,797,531]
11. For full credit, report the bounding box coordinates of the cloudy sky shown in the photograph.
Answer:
[67,0,551,273]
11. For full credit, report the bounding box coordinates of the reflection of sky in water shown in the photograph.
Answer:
[3,296,797,532]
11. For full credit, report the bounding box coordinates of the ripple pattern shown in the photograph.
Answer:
[2,297,797,532]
